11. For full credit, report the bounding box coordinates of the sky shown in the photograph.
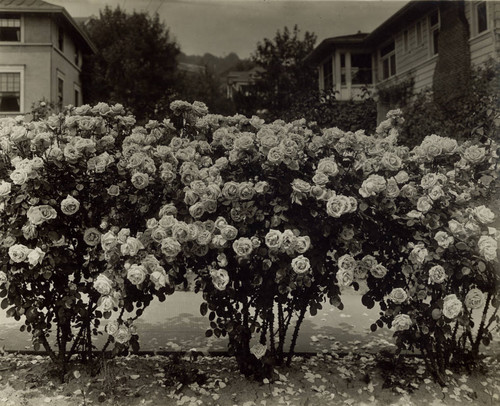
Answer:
[51,0,408,58]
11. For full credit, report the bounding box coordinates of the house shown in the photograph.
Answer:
[305,0,500,120]
[225,66,264,99]
[0,0,96,116]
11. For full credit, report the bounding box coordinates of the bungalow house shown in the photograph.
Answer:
[0,0,96,116]
[305,0,500,120]
[225,66,265,100]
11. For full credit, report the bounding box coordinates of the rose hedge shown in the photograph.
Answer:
[0,101,498,383]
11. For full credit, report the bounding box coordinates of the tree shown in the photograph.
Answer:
[245,25,318,118]
[83,7,180,121]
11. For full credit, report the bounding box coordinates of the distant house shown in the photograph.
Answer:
[306,0,500,120]
[0,0,96,116]
[178,62,206,75]
[225,67,264,99]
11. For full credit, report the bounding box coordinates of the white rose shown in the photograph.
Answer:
[409,243,428,265]
[291,255,311,274]
[60,195,80,215]
[394,171,409,184]
[220,225,238,241]
[115,325,132,344]
[93,274,113,295]
[105,320,119,336]
[127,264,147,286]
[0,181,11,198]
[388,288,407,304]
[131,172,149,189]
[27,247,45,267]
[10,169,28,185]
[232,237,253,257]
[473,205,495,225]
[97,294,119,312]
[338,254,357,272]
[250,343,267,360]
[0,271,7,286]
[463,145,485,164]
[210,268,230,291]
[478,235,497,261]
[370,264,388,278]
[265,229,283,250]
[101,231,118,251]
[295,236,311,254]
[392,314,412,331]
[465,288,484,309]
[416,196,432,213]
[8,244,30,263]
[442,294,462,319]
[359,175,386,198]
[434,231,454,248]
[326,195,350,218]
[428,265,447,284]
[150,270,168,289]
[336,268,354,287]
[120,237,144,257]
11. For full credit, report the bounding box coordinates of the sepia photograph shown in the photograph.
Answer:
[0,0,498,404]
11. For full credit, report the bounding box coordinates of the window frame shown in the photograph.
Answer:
[380,40,396,80]
[416,20,423,47]
[0,66,24,114]
[57,71,65,110]
[473,1,488,37]
[74,83,81,107]
[0,13,23,43]
[428,9,440,56]
[58,25,64,52]
[350,53,373,85]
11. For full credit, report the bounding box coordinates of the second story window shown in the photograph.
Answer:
[323,58,333,91]
[381,41,396,80]
[0,14,20,42]
[0,72,21,112]
[476,1,488,34]
[58,77,64,109]
[75,49,80,66]
[351,53,372,85]
[429,10,439,55]
[416,21,423,46]
[58,26,64,51]
[340,53,346,85]
[403,30,409,52]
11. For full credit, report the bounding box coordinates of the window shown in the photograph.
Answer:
[58,26,64,51]
[58,77,64,109]
[403,30,409,52]
[351,54,372,85]
[323,58,333,91]
[429,10,439,55]
[380,41,396,80]
[0,14,20,42]
[416,21,423,46]
[0,72,21,112]
[476,1,488,34]
[74,84,81,107]
[74,49,80,66]
[340,53,346,85]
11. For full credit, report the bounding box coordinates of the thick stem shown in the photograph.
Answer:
[472,291,492,356]
[286,306,307,366]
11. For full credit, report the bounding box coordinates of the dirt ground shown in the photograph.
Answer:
[0,349,499,406]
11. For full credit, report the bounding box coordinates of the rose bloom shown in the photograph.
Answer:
[127,264,147,286]
[434,231,454,248]
[151,227,169,243]
[105,320,119,336]
[172,222,191,243]
[115,325,132,344]
[291,255,311,274]
[232,237,253,257]
[265,229,283,250]
[131,172,149,189]
[371,264,388,279]
[292,179,312,194]
[448,219,466,236]
[465,288,484,309]
[281,230,297,252]
[94,274,113,295]
[428,185,445,201]
[416,196,433,213]
[0,181,11,198]
[27,247,45,267]
[254,181,269,194]
[295,236,311,254]
[8,244,30,263]
[463,145,486,164]
[394,171,409,184]
[338,254,357,272]
[196,229,213,246]
[150,269,168,289]
[359,174,387,198]
[388,288,408,304]
[392,314,412,331]
[381,152,402,171]
[107,185,120,196]
[400,184,417,199]
[189,202,205,219]
[0,271,7,286]
[161,237,182,257]
[220,225,238,241]
[97,293,119,312]
[409,243,428,264]
[84,228,101,246]
[442,294,462,319]
[428,265,447,284]
[214,216,228,230]
[10,169,28,185]
[317,157,339,177]
[420,173,439,190]
[473,205,495,224]
[222,181,240,201]
[101,231,118,251]
[385,178,400,198]
[238,182,255,200]
[210,268,230,291]
[120,237,144,256]
[336,268,354,287]
[267,146,284,164]
[478,235,498,262]
[312,172,329,186]
[60,195,80,215]
[326,195,349,218]
[250,343,267,360]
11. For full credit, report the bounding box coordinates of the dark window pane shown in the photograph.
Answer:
[383,59,389,80]
[433,29,439,55]
[0,26,19,41]
[340,53,345,68]
[381,41,395,56]
[351,54,372,84]
[390,54,396,76]
[323,58,333,90]
[477,2,487,33]
[58,26,64,51]
[430,10,439,27]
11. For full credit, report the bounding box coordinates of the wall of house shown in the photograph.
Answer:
[23,14,52,43]
[465,1,499,65]
[51,48,82,108]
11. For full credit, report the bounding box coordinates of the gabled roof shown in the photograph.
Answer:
[0,0,97,53]
[304,32,369,64]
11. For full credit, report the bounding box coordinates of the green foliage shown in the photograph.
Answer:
[83,7,181,122]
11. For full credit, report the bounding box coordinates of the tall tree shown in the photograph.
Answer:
[248,25,318,118]
[83,7,180,121]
